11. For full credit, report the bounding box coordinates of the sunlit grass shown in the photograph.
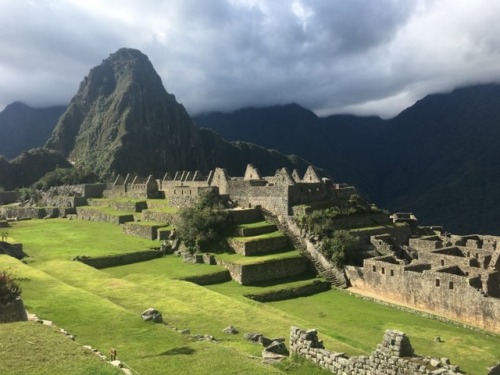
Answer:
[2,218,500,374]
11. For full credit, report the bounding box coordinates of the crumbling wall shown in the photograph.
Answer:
[290,327,463,374]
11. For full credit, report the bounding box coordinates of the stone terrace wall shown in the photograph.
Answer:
[76,207,134,224]
[180,270,232,285]
[122,222,168,240]
[141,210,177,225]
[228,235,290,256]
[290,327,464,375]
[245,280,330,302]
[217,256,310,285]
[0,207,60,220]
[0,298,28,323]
[75,249,164,269]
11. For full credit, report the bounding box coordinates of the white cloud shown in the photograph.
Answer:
[1,0,500,118]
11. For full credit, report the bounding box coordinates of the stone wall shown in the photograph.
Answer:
[0,242,25,259]
[346,257,500,333]
[74,249,164,269]
[285,217,347,287]
[76,207,134,224]
[180,270,231,285]
[225,180,290,216]
[217,256,310,285]
[0,298,28,323]
[244,280,330,302]
[290,327,464,375]
[228,208,263,224]
[122,222,168,240]
[228,235,289,256]
[0,207,59,220]
[141,210,177,225]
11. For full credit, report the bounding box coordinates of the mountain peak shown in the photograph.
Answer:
[45,48,308,177]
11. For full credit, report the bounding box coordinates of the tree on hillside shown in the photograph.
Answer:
[176,190,229,252]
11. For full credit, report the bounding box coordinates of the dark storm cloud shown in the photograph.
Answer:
[1,0,500,118]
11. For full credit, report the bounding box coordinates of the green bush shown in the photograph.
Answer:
[320,230,360,267]
[0,270,21,304]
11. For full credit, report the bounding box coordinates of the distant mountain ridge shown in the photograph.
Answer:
[195,83,500,234]
[44,48,310,177]
[3,50,500,234]
[0,102,66,159]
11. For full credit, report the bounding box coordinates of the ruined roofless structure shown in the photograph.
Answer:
[104,164,356,218]
[159,164,356,216]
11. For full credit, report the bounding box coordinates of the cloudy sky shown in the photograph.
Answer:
[2,0,500,118]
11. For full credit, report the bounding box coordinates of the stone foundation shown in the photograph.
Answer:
[290,327,464,374]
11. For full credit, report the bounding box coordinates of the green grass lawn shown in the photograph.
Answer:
[6,219,158,262]
[1,218,500,374]
[0,321,121,375]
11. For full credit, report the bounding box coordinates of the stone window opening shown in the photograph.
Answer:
[449,281,454,289]
[381,267,385,274]
[372,265,376,272]
[440,259,445,266]
[435,279,440,287]
[390,270,394,276]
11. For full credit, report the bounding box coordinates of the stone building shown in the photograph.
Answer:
[346,232,500,333]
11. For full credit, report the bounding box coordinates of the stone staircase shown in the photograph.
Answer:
[261,209,346,288]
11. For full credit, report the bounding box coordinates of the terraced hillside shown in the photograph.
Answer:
[1,200,500,374]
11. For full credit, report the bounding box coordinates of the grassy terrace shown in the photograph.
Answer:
[216,249,301,265]
[229,230,285,242]
[237,220,275,229]
[1,218,499,374]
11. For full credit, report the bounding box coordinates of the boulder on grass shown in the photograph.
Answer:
[141,308,163,323]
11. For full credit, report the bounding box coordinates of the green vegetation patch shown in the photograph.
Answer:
[6,219,157,262]
[104,256,227,280]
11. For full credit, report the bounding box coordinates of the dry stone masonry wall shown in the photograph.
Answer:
[290,327,464,375]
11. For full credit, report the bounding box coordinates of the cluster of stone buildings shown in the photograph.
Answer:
[347,232,500,333]
[2,163,500,337]
[105,164,355,217]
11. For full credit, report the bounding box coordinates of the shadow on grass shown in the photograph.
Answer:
[141,346,195,358]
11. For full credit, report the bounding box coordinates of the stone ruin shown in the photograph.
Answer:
[346,231,500,333]
[290,327,464,374]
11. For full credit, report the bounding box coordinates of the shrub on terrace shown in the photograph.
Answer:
[320,230,360,267]
[176,190,229,252]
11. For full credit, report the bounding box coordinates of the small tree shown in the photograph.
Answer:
[320,230,360,267]
[176,190,229,252]
[0,270,21,304]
